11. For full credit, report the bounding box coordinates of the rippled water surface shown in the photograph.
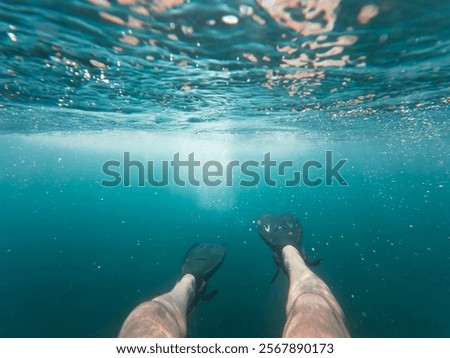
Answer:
[1,0,449,134]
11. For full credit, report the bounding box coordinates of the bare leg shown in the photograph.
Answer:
[282,245,350,338]
[119,274,195,338]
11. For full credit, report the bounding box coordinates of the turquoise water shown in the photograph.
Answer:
[0,0,449,337]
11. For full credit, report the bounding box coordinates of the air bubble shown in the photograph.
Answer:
[7,32,17,42]
[222,15,239,25]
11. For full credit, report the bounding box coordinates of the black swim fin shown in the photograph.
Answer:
[202,289,218,301]
[181,243,226,313]
[256,214,322,283]
[270,267,280,284]
[270,251,282,284]
[300,247,322,267]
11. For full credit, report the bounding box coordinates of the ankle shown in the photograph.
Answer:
[282,245,307,276]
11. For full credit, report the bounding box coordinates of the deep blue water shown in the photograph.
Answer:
[0,0,449,337]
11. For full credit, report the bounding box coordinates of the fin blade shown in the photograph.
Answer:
[300,247,322,267]
[270,267,280,284]
[306,259,322,267]
[202,289,218,301]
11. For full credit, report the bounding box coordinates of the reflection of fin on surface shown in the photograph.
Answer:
[181,243,226,313]
[256,214,322,283]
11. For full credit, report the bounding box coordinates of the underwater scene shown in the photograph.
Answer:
[0,0,449,337]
